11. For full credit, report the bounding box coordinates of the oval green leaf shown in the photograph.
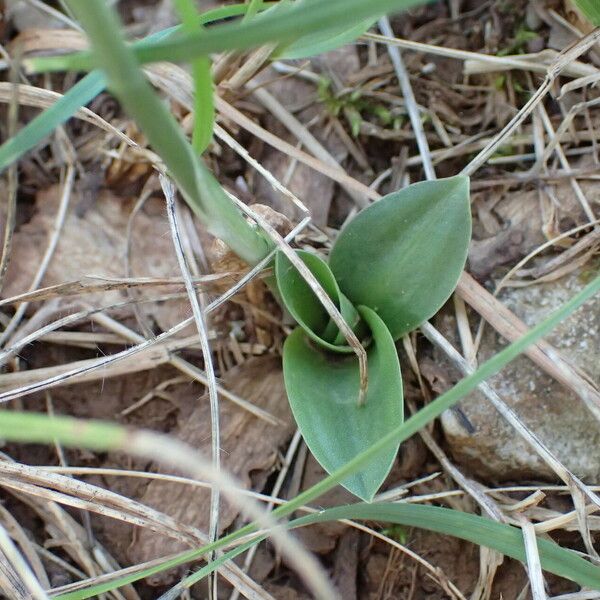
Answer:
[283,305,403,501]
[329,175,471,339]
[275,249,357,353]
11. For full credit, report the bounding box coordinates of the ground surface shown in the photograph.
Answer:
[0,0,599,598]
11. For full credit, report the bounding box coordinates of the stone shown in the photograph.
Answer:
[440,271,600,482]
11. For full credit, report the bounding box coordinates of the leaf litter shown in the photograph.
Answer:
[1,0,600,598]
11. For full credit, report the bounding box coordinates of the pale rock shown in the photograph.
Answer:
[441,271,600,482]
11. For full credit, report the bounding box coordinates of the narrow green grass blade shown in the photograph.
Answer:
[54,535,266,599]
[144,538,265,599]
[118,0,431,66]
[0,3,271,174]
[276,15,377,60]
[64,1,269,265]
[573,0,600,24]
[54,546,216,599]
[0,72,105,173]
[182,503,600,592]
[173,0,215,155]
[294,503,600,589]
[63,499,600,598]
[0,24,175,174]
[30,0,433,72]
[244,0,265,21]
[0,411,126,449]
[189,57,214,154]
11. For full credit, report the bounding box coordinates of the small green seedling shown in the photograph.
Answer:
[275,176,471,499]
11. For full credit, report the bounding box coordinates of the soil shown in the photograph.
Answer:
[1,0,599,598]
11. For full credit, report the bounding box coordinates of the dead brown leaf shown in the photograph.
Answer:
[128,356,294,583]
[2,185,192,334]
[468,178,599,279]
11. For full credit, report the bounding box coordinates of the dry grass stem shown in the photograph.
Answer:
[0,64,19,292]
[161,175,222,596]
[378,16,435,181]
[0,504,49,588]
[535,102,596,222]
[251,87,369,207]
[363,32,596,78]
[457,273,600,421]
[0,164,74,346]
[0,523,49,600]
[519,517,547,600]
[0,274,231,306]
[461,28,600,177]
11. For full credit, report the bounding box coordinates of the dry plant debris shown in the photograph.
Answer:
[0,0,599,598]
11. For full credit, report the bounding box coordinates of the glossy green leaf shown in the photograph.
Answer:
[275,250,358,352]
[329,175,471,339]
[283,305,402,500]
[573,0,600,25]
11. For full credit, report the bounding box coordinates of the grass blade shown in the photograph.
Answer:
[29,0,434,72]
[0,72,104,173]
[0,3,271,174]
[55,500,600,597]
[191,503,600,592]
[173,0,214,155]
[573,0,600,25]
[294,503,600,589]
[64,1,268,265]
[0,24,175,174]
[189,58,214,154]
